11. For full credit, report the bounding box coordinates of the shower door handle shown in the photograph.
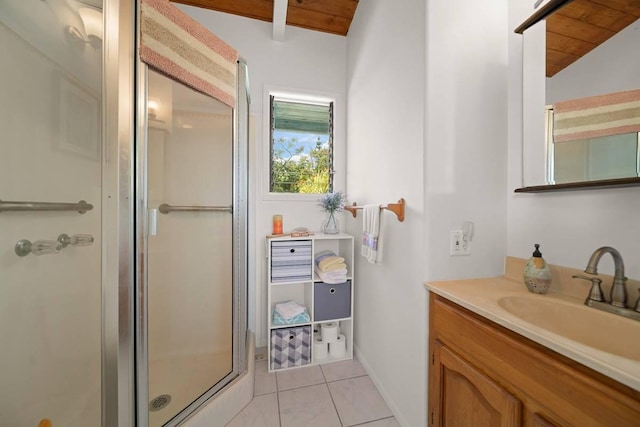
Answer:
[148,208,158,236]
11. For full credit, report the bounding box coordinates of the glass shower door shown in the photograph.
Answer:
[0,2,103,426]
[145,69,234,426]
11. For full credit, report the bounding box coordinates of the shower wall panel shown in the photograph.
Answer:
[0,5,103,426]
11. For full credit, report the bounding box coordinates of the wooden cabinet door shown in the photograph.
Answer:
[430,341,522,427]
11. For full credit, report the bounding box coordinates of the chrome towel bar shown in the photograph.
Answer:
[0,199,93,214]
[158,203,232,214]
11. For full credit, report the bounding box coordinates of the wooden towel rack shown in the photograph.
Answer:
[344,198,405,222]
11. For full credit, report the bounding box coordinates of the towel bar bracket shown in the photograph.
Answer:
[345,198,405,222]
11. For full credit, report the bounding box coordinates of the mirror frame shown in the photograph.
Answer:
[514,0,640,193]
[515,177,640,193]
[514,0,569,35]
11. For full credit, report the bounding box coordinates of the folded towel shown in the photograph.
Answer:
[314,250,337,264]
[361,204,383,264]
[315,266,347,284]
[315,267,347,278]
[272,309,310,325]
[275,300,306,320]
[318,256,346,271]
[318,262,347,272]
[317,273,347,285]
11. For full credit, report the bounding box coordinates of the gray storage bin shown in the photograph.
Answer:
[314,280,351,321]
[270,325,311,370]
[270,240,312,283]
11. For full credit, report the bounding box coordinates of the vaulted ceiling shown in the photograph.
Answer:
[171,0,359,36]
[174,0,640,77]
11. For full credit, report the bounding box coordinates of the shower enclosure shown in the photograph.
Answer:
[0,1,249,426]
[139,64,249,425]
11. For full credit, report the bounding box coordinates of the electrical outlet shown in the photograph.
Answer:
[450,230,471,256]
[450,230,463,255]
[460,234,471,255]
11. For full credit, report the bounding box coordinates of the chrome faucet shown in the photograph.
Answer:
[572,246,640,321]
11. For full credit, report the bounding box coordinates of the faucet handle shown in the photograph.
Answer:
[572,274,606,302]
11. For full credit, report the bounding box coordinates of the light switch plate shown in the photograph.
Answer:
[450,230,471,256]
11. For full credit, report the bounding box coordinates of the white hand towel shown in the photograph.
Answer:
[361,204,383,263]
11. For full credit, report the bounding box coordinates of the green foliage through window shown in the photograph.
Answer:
[270,96,333,194]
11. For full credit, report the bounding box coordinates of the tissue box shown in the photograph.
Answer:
[270,325,311,370]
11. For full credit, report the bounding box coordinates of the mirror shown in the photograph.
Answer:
[519,0,640,190]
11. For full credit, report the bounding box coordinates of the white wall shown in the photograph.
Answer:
[424,1,509,281]
[508,1,640,282]
[345,1,426,425]
[346,1,509,425]
[178,5,348,347]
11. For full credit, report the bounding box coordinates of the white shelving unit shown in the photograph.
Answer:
[266,233,354,372]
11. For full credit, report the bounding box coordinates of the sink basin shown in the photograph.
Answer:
[498,295,640,361]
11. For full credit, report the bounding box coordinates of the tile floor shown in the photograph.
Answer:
[226,355,399,427]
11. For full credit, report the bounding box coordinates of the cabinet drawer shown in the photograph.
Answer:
[314,280,351,321]
[270,325,311,370]
[270,240,312,282]
[271,240,312,258]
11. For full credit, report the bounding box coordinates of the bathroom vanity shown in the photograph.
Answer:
[425,260,640,426]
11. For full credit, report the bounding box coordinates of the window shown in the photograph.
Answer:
[269,93,334,194]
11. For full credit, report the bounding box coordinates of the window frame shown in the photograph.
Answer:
[263,87,339,201]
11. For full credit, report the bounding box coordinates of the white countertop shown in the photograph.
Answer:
[424,276,640,392]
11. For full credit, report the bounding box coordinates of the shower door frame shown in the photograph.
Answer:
[103,0,137,426]
[133,46,249,427]
[103,2,248,424]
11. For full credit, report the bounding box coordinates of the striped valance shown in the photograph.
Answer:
[553,89,640,143]
[140,0,238,108]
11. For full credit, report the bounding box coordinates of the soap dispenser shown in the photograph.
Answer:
[523,243,552,294]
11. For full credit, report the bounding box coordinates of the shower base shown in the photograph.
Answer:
[149,348,231,426]
[181,332,255,427]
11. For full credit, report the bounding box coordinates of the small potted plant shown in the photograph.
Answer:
[318,191,346,234]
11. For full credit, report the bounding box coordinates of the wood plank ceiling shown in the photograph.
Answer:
[173,1,640,76]
[171,0,359,36]
[545,0,640,77]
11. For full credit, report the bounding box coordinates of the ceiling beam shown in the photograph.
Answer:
[272,0,287,41]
